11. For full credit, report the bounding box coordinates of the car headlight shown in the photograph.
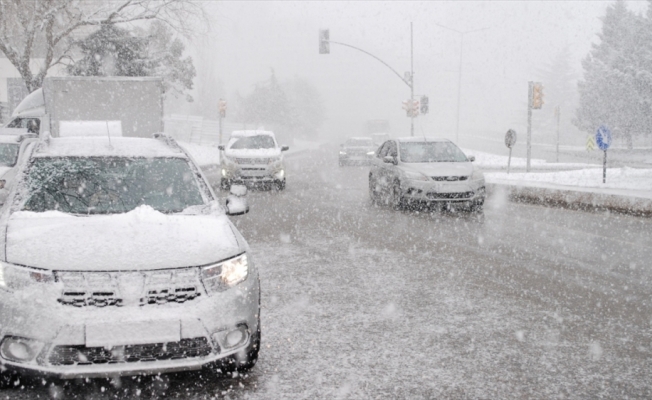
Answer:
[339,151,347,155]
[0,336,45,363]
[367,151,375,156]
[404,170,430,181]
[200,254,248,294]
[0,262,54,292]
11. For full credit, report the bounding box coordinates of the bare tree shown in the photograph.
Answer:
[0,0,202,92]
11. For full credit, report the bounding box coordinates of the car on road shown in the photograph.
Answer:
[368,137,485,212]
[0,134,260,383]
[219,130,289,190]
[339,136,376,166]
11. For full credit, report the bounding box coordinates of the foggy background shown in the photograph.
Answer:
[169,1,649,145]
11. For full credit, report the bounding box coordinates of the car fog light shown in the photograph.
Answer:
[0,336,44,363]
[277,169,285,178]
[221,168,227,177]
[212,325,249,350]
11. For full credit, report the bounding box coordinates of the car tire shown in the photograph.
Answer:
[220,178,231,191]
[469,198,484,213]
[369,174,379,205]
[389,182,404,210]
[274,179,286,191]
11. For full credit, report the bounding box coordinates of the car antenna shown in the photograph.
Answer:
[105,121,113,149]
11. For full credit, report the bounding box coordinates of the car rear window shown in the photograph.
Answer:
[21,157,206,214]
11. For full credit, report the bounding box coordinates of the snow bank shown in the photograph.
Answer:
[486,167,652,193]
[462,148,596,170]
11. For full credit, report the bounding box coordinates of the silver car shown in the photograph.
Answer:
[219,130,289,191]
[338,137,376,166]
[369,137,485,212]
[0,134,260,382]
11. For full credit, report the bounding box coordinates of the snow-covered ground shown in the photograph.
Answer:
[462,148,597,170]
[486,167,652,194]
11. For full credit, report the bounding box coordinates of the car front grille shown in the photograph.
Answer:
[48,337,214,366]
[235,158,269,165]
[427,191,474,199]
[56,269,202,308]
[431,176,468,181]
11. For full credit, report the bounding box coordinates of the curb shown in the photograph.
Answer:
[487,183,652,217]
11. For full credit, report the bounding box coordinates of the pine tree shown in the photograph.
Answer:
[575,0,642,148]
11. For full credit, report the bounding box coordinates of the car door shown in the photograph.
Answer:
[382,141,400,186]
[371,141,390,189]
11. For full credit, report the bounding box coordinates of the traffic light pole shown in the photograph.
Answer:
[322,27,414,135]
[527,81,532,172]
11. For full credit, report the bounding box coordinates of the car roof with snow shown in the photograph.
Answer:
[230,130,275,138]
[348,136,372,141]
[396,137,451,143]
[33,137,186,158]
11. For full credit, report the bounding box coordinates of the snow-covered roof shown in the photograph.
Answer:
[348,136,373,141]
[34,137,186,158]
[230,130,275,138]
[396,137,451,143]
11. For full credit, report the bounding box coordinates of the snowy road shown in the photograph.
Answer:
[4,146,652,399]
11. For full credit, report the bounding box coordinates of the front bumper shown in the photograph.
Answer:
[0,270,260,379]
[400,179,486,203]
[221,162,284,183]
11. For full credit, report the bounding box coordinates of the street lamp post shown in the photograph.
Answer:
[434,23,489,142]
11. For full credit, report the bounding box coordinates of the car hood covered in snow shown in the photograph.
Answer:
[401,162,474,177]
[5,205,241,271]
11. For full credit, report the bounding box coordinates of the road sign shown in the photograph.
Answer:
[595,125,612,151]
[219,99,227,118]
[505,129,517,148]
[586,135,596,151]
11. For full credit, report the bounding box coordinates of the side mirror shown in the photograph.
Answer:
[468,156,476,162]
[281,145,289,152]
[218,145,225,151]
[225,185,249,215]
[383,156,397,165]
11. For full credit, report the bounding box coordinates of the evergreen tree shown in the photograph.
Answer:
[575,0,643,148]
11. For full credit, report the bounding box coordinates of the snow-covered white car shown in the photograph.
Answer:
[0,134,260,382]
[339,136,376,166]
[369,137,485,211]
[218,130,289,190]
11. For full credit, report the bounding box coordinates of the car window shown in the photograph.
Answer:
[229,135,276,149]
[0,143,20,167]
[22,157,206,214]
[346,138,373,147]
[7,118,39,133]
[399,141,468,163]
[387,141,398,158]
[377,141,390,158]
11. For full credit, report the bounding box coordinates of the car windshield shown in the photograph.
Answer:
[21,157,205,214]
[0,143,20,167]
[346,139,372,147]
[400,142,468,163]
[229,135,276,149]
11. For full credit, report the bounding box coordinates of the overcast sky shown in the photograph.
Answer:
[174,0,649,143]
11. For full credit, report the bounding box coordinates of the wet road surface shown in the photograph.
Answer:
[3,145,652,399]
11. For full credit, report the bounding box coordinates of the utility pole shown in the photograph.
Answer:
[433,23,490,142]
[527,82,533,172]
[555,105,561,163]
[410,22,414,136]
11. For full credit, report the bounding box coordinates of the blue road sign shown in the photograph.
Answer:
[595,125,612,151]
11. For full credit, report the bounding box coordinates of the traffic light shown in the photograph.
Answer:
[319,29,330,54]
[219,99,227,118]
[402,99,419,117]
[532,82,544,109]
[420,95,429,114]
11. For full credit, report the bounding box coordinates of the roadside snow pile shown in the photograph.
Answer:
[178,141,220,166]
[462,148,595,170]
[486,167,652,192]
